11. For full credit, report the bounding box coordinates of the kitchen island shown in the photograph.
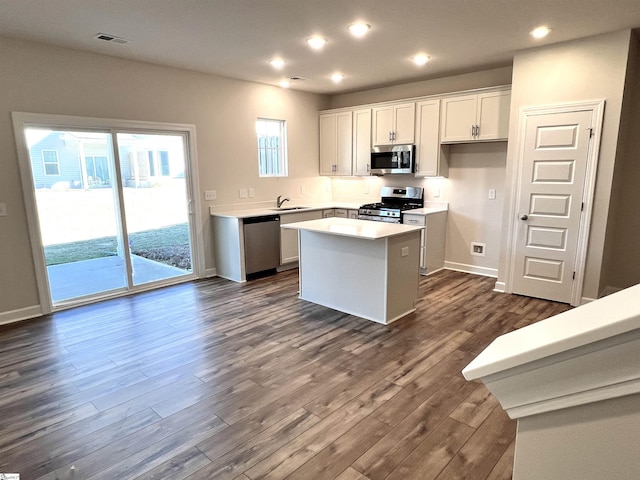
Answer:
[282,217,424,324]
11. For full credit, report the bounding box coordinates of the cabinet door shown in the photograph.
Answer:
[393,103,416,144]
[372,106,394,145]
[348,209,359,219]
[415,100,448,177]
[440,95,477,143]
[403,214,426,270]
[476,90,511,141]
[319,114,337,175]
[280,211,323,264]
[322,209,335,218]
[334,209,348,218]
[335,111,353,175]
[353,109,372,176]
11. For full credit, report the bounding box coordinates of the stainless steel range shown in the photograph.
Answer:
[358,186,424,223]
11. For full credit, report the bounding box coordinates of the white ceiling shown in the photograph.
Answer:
[1,0,640,95]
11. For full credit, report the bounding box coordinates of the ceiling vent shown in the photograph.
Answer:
[288,76,307,81]
[94,33,129,44]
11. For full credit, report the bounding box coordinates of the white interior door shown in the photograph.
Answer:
[511,109,595,303]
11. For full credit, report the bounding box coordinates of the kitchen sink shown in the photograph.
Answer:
[271,206,310,211]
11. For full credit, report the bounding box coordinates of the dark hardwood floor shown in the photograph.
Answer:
[0,269,570,480]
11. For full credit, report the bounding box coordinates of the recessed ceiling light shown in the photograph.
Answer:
[306,36,327,50]
[348,22,371,38]
[412,53,430,66]
[270,58,286,69]
[331,73,345,83]
[278,79,291,88]
[530,26,552,39]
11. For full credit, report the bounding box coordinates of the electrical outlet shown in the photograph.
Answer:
[488,188,496,200]
[471,242,486,257]
[239,188,248,198]
[433,186,441,198]
[204,190,216,201]
[300,185,307,195]
[248,188,255,198]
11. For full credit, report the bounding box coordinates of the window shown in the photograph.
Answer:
[159,150,170,176]
[42,150,60,175]
[256,118,287,177]
[85,155,110,186]
[147,151,156,176]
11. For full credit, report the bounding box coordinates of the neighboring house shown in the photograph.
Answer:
[28,131,183,189]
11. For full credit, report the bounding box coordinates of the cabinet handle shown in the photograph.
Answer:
[366,163,370,172]
[475,124,480,137]
[471,125,475,137]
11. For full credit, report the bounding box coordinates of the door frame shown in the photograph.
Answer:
[503,100,605,306]
[12,111,204,314]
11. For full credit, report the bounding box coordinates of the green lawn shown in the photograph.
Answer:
[44,223,191,269]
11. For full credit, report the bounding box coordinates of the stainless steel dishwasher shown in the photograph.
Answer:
[243,215,281,278]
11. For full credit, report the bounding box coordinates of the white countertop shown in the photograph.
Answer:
[281,217,424,240]
[462,283,640,380]
[210,201,448,219]
[210,202,362,219]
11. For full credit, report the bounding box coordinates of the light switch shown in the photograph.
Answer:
[204,190,216,201]
[433,187,440,198]
[488,188,496,200]
[401,246,409,257]
[239,188,248,198]
[0,203,6,216]
[248,188,255,198]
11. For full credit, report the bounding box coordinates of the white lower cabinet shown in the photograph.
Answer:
[322,209,335,218]
[279,210,323,264]
[403,211,447,275]
[348,209,359,219]
[334,209,348,218]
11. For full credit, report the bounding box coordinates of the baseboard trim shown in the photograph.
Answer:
[444,261,498,278]
[204,267,217,278]
[493,281,506,293]
[0,305,43,326]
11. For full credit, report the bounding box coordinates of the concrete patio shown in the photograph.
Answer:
[47,254,190,304]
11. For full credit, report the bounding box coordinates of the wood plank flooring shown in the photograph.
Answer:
[0,270,570,480]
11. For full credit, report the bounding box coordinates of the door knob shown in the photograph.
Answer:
[520,214,529,220]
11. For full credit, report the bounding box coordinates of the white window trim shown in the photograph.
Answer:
[256,118,288,177]
[11,111,205,315]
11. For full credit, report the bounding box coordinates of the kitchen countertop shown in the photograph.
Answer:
[281,217,424,240]
[209,202,362,219]
[210,201,448,219]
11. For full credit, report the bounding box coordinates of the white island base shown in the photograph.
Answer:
[283,218,423,325]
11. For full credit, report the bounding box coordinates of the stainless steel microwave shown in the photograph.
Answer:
[370,144,415,175]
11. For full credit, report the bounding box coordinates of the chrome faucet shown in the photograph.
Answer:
[276,195,290,208]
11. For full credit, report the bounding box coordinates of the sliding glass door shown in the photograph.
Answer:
[116,132,193,286]
[21,122,196,309]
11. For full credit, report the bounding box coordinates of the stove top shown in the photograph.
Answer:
[359,202,422,212]
[358,186,424,223]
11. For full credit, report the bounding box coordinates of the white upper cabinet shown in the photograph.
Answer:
[352,108,372,176]
[440,90,511,143]
[415,99,448,177]
[372,102,415,145]
[319,111,353,176]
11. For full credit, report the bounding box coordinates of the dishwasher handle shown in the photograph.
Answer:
[243,215,280,224]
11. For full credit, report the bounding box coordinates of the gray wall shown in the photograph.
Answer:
[601,31,640,293]
[330,66,513,108]
[498,30,633,300]
[0,36,329,316]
